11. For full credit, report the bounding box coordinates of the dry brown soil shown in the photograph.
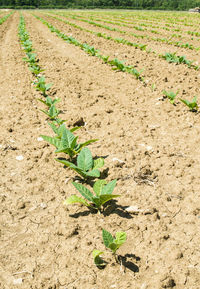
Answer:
[0,11,200,289]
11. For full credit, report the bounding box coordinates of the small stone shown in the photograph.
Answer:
[13,278,23,285]
[16,155,24,161]
[40,203,47,209]
[112,157,125,167]
[65,178,70,184]
[37,137,43,142]
[125,206,142,214]
[17,202,26,209]
[176,252,183,259]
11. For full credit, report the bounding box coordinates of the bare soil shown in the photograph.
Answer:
[0,11,200,289]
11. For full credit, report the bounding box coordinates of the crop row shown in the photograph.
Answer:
[55,11,200,51]
[18,13,129,268]
[0,11,13,25]
[44,12,199,71]
[32,13,144,81]
[65,11,200,41]
[79,13,199,36]
[26,13,200,113]
[88,11,200,28]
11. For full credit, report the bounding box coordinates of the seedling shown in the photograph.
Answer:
[38,96,61,107]
[29,64,44,75]
[92,250,106,268]
[163,90,178,104]
[102,229,126,256]
[23,52,37,64]
[64,179,119,212]
[34,76,52,96]
[56,147,104,179]
[40,104,60,120]
[93,229,127,267]
[41,124,98,158]
[180,96,198,111]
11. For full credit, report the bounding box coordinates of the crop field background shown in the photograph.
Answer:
[0,9,200,289]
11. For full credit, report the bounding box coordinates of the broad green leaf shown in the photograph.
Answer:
[70,136,78,150]
[55,158,77,169]
[93,180,107,196]
[63,195,91,207]
[77,147,93,172]
[102,229,114,248]
[70,126,81,133]
[57,123,67,137]
[84,169,100,178]
[45,83,52,91]
[93,158,104,169]
[61,128,76,148]
[72,182,93,202]
[40,135,60,148]
[78,139,98,151]
[101,179,117,195]
[99,194,120,206]
[115,231,127,246]
[48,122,59,135]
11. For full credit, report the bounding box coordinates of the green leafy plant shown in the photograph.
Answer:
[41,124,98,158]
[23,52,37,64]
[38,96,61,107]
[102,229,127,255]
[93,229,127,267]
[92,250,106,268]
[180,96,198,111]
[40,104,60,120]
[56,147,104,179]
[34,76,52,96]
[64,179,119,212]
[163,90,178,104]
[29,64,44,75]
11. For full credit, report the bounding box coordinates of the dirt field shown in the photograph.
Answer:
[0,10,200,289]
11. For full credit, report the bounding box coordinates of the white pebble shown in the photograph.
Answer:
[112,157,124,163]
[40,203,47,209]
[37,137,43,142]
[125,206,142,213]
[13,278,23,285]
[16,155,24,161]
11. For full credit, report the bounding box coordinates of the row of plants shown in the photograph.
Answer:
[32,13,144,81]
[0,11,13,25]
[18,13,128,268]
[65,12,200,51]
[76,12,200,41]
[46,11,199,72]
[163,90,198,112]
[45,12,148,51]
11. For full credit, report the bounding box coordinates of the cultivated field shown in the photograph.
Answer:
[0,9,200,289]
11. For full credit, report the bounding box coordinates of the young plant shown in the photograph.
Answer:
[41,124,98,158]
[102,229,127,256]
[38,96,61,108]
[64,179,119,212]
[92,250,106,268]
[163,90,178,104]
[93,229,127,267]
[180,96,198,111]
[34,76,52,96]
[29,64,44,75]
[40,104,60,120]
[23,52,37,64]
[56,147,104,179]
